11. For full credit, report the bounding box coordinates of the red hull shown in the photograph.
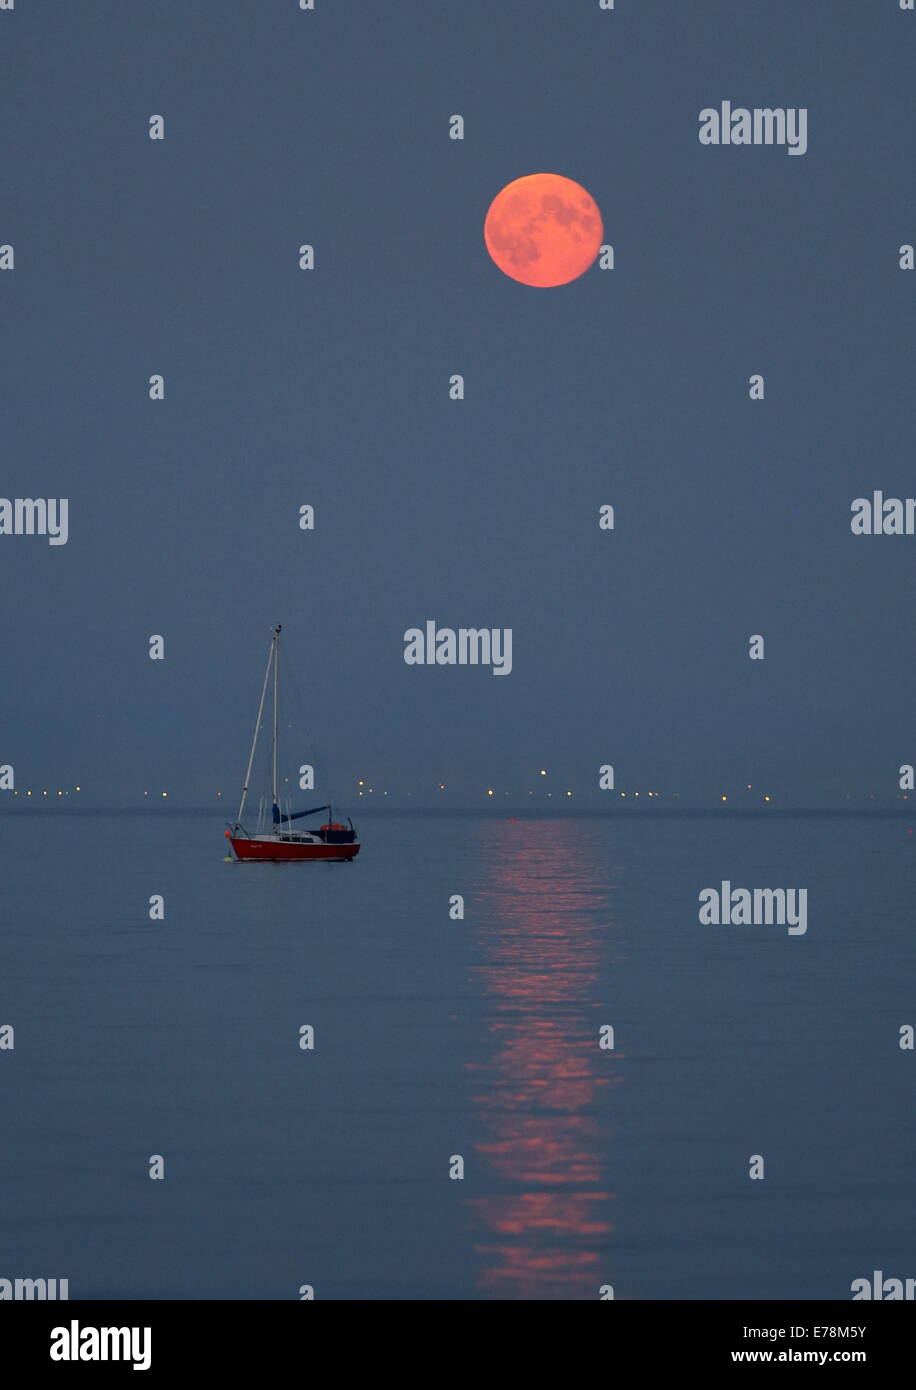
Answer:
[230,837,360,863]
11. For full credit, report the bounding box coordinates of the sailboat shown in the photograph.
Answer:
[225,626,360,862]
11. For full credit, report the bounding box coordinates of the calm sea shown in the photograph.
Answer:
[1,809,914,1300]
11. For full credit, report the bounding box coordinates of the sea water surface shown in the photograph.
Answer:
[1,809,914,1300]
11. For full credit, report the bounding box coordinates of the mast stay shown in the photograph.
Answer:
[236,625,281,829]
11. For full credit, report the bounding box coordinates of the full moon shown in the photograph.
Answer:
[484,173,604,288]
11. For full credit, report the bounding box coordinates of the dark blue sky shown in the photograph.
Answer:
[1,1,913,807]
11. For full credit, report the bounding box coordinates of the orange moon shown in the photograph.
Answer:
[484,172,604,288]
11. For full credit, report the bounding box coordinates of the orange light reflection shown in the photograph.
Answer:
[467,821,622,1298]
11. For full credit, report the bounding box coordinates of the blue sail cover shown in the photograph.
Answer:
[272,803,330,824]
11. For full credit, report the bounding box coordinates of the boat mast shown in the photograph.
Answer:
[236,626,280,828]
[271,624,280,817]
